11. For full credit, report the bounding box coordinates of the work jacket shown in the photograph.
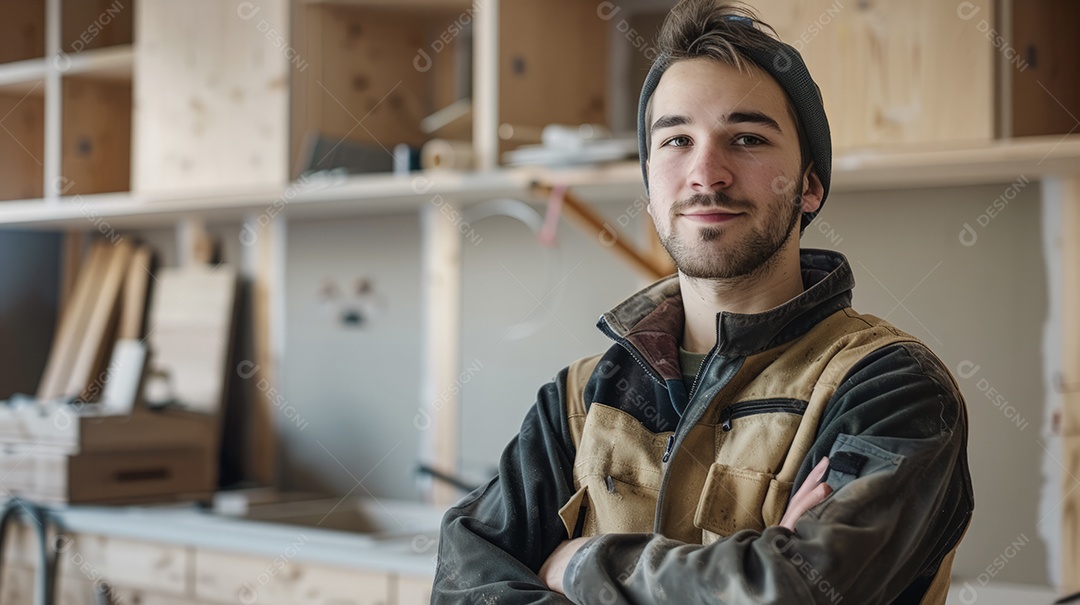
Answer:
[433,248,974,604]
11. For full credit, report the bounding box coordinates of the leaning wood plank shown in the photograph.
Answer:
[144,266,238,414]
[56,231,84,321]
[65,240,133,400]
[120,245,153,340]
[37,241,110,401]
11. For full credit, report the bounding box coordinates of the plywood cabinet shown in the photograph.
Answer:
[0,521,434,605]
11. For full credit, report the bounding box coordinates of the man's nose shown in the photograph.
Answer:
[686,143,734,193]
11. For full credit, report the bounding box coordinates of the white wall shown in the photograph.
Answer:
[121,177,1051,586]
[800,182,1048,586]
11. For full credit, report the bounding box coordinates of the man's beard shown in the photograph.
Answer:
[657,189,801,280]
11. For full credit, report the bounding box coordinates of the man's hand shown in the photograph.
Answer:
[540,536,591,594]
[540,457,830,593]
[780,456,832,531]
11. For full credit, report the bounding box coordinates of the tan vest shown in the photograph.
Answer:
[558,308,956,604]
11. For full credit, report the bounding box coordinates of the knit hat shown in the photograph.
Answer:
[637,22,832,234]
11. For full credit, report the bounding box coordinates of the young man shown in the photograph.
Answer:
[433,1,973,603]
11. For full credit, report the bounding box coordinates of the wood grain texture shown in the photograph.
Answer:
[1010,0,1080,137]
[119,244,152,339]
[133,0,289,193]
[291,3,461,172]
[37,240,110,401]
[1062,177,1080,593]
[194,548,392,605]
[0,92,45,201]
[0,2,45,64]
[60,0,134,54]
[749,0,994,149]
[61,76,131,195]
[143,265,238,414]
[396,575,434,605]
[499,0,609,160]
[65,238,131,401]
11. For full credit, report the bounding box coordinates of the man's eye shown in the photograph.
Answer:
[734,134,765,146]
[662,136,691,148]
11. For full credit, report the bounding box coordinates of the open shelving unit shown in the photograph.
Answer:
[0,0,133,204]
[0,134,1078,228]
[0,5,1079,580]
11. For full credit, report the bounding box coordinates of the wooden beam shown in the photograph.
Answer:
[1059,176,1080,594]
[532,183,672,281]
[473,0,499,170]
[419,201,463,505]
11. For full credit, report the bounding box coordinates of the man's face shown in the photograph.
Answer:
[646,57,818,280]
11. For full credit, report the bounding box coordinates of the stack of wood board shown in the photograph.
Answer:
[0,239,228,505]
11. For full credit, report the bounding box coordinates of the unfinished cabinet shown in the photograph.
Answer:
[0,0,133,201]
[748,0,995,149]
[133,0,289,195]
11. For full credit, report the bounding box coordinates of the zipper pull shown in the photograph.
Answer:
[662,435,675,463]
[721,407,733,432]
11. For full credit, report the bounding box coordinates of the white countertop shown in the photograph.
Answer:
[42,498,446,578]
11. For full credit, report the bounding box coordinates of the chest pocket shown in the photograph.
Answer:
[694,398,808,545]
[568,403,670,537]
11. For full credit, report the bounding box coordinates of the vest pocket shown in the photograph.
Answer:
[558,485,589,539]
[761,478,795,528]
[694,463,775,544]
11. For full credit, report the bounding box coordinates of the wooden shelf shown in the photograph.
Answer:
[60,45,134,81]
[0,134,1078,229]
[0,58,46,94]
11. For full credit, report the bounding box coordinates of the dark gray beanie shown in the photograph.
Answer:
[637,28,832,234]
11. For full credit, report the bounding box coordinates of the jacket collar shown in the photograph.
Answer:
[597,248,855,382]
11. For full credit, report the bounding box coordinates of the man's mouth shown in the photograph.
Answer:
[679,211,742,224]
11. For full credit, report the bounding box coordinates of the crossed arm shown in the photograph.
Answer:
[538,456,834,594]
[432,344,973,604]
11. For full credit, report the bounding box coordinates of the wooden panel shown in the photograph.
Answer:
[0,447,68,501]
[748,0,994,149]
[0,2,45,64]
[61,76,131,195]
[65,238,131,400]
[293,4,457,169]
[57,534,192,595]
[0,92,45,201]
[0,565,99,605]
[395,575,434,605]
[1011,0,1080,137]
[1060,178,1080,435]
[0,564,38,605]
[1062,178,1080,593]
[143,265,238,414]
[1064,435,1080,594]
[195,548,392,605]
[499,0,609,158]
[68,448,216,503]
[108,588,204,605]
[0,404,215,452]
[37,240,111,402]
[133,0,289,193]
[61,0,134,54]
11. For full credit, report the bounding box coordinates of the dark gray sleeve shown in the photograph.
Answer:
[432,367,580,604]
[562,342,974,605]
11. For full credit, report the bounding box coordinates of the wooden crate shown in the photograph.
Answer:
[0,405,217,505]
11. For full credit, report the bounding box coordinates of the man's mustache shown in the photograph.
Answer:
[670,192,754,215]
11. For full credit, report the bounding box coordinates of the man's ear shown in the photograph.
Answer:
[645,159,653,216]
[800,162,824,214]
